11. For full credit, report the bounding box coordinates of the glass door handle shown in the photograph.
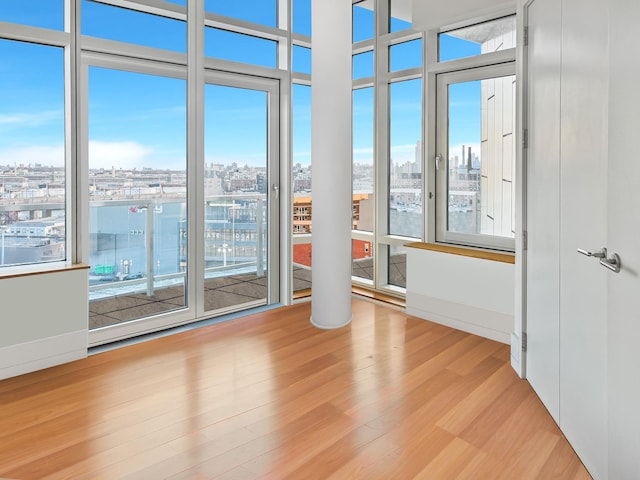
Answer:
[600,253,621,273]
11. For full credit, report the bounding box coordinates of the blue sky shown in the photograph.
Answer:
[0,1,481,171]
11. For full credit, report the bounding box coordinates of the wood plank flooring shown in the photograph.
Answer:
[0,299,590,479]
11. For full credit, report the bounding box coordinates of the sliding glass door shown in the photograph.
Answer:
[84,62,280,343]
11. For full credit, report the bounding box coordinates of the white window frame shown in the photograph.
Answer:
[435,62,516,251]
[0,18,75,275]
[427,15,517,253]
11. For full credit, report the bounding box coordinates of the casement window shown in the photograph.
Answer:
[433,15,517,251]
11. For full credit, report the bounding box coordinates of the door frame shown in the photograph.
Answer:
[81,53,283,346]
[197,70,281,319]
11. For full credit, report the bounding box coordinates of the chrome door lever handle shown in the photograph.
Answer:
[600,253,621,273]
[577,247,607,259]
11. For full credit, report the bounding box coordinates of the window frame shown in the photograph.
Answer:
[0,18,74,275]
[435,63,516,251]
[351,0,423,296]
[427,14,517,253]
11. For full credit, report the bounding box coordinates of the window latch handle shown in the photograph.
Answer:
[435,154,442,171]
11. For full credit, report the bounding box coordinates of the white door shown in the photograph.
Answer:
[524,0,562,423]
[525,0,608,477]
[606,1,640,476]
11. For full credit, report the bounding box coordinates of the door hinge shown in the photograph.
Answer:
[523,26,529,47]
[522,332,527,352]
[522,129,528,149]
[522,230,528,251]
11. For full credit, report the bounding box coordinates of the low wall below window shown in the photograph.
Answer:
[405,243,514,344]
[0,264,89,380]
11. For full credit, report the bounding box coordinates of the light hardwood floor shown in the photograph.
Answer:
[0,299,590,479]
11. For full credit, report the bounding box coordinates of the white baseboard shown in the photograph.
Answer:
[406,292,512,344]
[0,330,87,380]
[510,332,525,378]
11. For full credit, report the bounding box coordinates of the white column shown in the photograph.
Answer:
[311,0,352,329]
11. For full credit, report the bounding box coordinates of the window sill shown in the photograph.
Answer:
[0,263,90,280]
[405,242,515,264]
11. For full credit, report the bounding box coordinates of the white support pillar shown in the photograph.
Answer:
[310,0,353,329]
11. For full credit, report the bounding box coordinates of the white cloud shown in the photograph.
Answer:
[0,110,63,127]
[353,147,374,155]
[0,141,186,170]
[0,145,64,167]
[89,140,155,170]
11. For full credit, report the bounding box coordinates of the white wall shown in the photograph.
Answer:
[406,247,514,344]
[0,267,88,380]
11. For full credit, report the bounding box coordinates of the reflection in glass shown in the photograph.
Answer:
[439,15,516,62]
[0,40,65,268]
[389,0,412,33]
[389,79,422,238]
[87,68,187,328]
[82,1,186,52]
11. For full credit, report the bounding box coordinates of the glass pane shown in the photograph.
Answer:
[353,0,374,43]
[293,0,311,36]
[389,79,422,238]
[293,45,311,74]
[293,240,312,296]
[439,15,516,62]
[204,84,268,313]
[388,244,406,288]
[389,38,422,72]
[292,84,311,211]
[82,1,186,52]
[389,0,412,33]
[352,239,374,282]
[205,28,277,68]
[0,40,65,268]
[447,75,516,238]
[353,87,374,232]
[353,51,374,80]
[205,0,277,28]
[292,84,311,295]
[0,0,64,30]
[88,68,187,329]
